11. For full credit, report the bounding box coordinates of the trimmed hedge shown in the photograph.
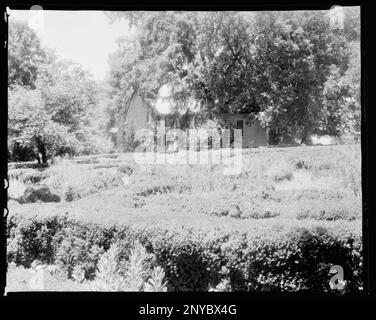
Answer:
[7,213,362,292]
[173,191,360,221]
[8,168,50,184]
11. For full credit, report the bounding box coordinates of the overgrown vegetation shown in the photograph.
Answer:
[8,21,114,163]
[6,242,168,292]
[7,8,362,293]
[7,212,362,292]
[7,145,362,292]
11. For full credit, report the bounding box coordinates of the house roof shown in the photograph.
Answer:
[150,84,201,115]
[122,84,201,120]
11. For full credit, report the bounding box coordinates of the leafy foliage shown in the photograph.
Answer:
[7,145,362,292]
[7,213,362,292]
[8,20,114,163]
[108,9,360,144]
[8,86,79,163]
[8,20,47,89]
[43,160,123,201]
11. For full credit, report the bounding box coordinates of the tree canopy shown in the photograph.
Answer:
[108,9,360,144]
[8,20,48,89]
[8,20,113,163]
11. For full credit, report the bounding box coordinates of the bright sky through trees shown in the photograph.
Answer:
[9,9,132,81]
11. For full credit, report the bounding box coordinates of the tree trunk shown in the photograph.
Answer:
[268,128,280,145]
[300,127,311,145]
[38,145,48,164]
[41,152,48,164]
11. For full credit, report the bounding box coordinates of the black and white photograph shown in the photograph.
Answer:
[4,5,364,298]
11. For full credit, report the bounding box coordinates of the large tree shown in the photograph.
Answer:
[8,20,114,162]
[8,20,48,89]
[8,86,79,163]
[108,9,360,144]
[36,60,98,132]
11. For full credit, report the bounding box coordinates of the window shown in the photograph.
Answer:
[236,120,244,136]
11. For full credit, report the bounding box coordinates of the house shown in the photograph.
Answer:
[216,113,268,148]
[115,84,267,151]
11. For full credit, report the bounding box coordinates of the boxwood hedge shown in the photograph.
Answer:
[7,213,362,292]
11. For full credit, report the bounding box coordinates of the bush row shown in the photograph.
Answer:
[7,213,362,292]
[8,168,50,184]
[166,191,361,221]
[44,166,123,202]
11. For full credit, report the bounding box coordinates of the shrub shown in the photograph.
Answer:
[193,193,281,219]
[21,185,61,203]
[7,242,168,292]
[209,278,232,292]
[7,213,362,292]
[144,266,168,292]
[189,190,359,221]
[265,161,294,182]
[295,158,313,170]
[44,160,123,201]
[130,169,192,197]
[89,243,143,291]
[8,168,50,184]
[119,123,140,152]
[6,145,362,291]
[8,141,37,162]
[117,160,139,176]
[7,214,63,267]
[269,189,349,202]
[238,201,281,219]
[53,222,116,279]
[295,198,361,221]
